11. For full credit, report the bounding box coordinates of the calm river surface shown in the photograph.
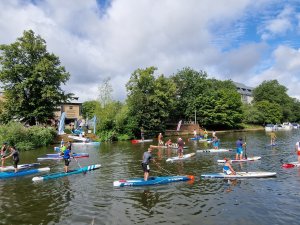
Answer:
[1,130,300,225]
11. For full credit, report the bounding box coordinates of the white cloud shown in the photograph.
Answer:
[0,0,299,102]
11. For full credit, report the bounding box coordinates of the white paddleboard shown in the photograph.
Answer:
[166,153,195,162]
[197,149,232,153]
[201,171,276,178]
[217,156,261,163]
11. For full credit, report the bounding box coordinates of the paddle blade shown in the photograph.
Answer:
[282,163,295,168]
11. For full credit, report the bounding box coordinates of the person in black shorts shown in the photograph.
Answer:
[2,146,19,172]
[141,147,154,181]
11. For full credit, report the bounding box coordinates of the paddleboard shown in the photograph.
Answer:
[189,136,203,141]
[37,153,89,160]
[217,156,261,163]
[131,139,153,144]
[199,139,213,143]
[201,171,276,178]
[0,163,41,172]
[113,175,194,187]
[282,161,300,168]
[166,153,196,162]
[32,164,101,182]
[0,167,50,179]
[197,149,232,153]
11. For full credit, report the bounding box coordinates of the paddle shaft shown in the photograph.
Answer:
[244,136,247,159]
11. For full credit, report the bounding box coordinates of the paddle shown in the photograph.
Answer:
[73,157,87,174]
[244,136,247,159]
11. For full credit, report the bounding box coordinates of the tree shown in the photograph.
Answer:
[0,30,72,125]
[82,100,100,119]
[254,100,282,124]
[98,78,113,107]
[252,80,292,122]
[126,67,176,133]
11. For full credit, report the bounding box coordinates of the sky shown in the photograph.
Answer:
[0,0,300,102]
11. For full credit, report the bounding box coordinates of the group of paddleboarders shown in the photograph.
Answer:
[1,142,20,173]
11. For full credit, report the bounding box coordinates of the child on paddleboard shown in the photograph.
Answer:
[223,158,236,175]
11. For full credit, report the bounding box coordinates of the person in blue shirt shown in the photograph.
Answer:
[235,138,245,160]
[212,136,219,149]
[63,147,73,173]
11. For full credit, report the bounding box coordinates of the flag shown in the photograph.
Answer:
[177,120,182,131]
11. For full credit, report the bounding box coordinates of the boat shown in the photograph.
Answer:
[201,171,276,178]
[0,167,50,179]
[217,156,261,163]
[32,164,101,182]
[282,122,293,130]
[282,161,300,168]
[166,153,195,162]
[131,139,153,144]
[0,163,41,172]
[68,135,88,142]
[38,153,89,160]
[291,123,299,129]
[113,175,195,187]
[197,149,233,153]
[265,124,277,132]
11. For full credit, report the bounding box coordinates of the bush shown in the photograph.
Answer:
[0,122,56,151]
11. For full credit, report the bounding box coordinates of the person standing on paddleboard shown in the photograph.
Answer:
[212,136,219,150]
[270,131,277,145]
[158,133,163,146]
[2,146,20,173]
[0,142,8,167]
[296,141,300,162]
[235,138,245,160]
[223,158,236,175]
[141,127,145,141]
[177,137,185,158]
[63,146,73,173]
[142,147,154,181]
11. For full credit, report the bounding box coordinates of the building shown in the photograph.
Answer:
[54,97,83,125]
[233,82,254,104]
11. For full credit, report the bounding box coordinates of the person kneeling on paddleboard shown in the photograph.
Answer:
[141,147,155,181]
[223,158,236,175]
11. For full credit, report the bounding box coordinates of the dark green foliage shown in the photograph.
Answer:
[0,30,73,125]
[0,122,56,151]
[82,100,100,119]
[126,67,177,133]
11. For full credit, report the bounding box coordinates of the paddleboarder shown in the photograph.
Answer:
[158,133,163,146]
[142,147,154,181]
[2,146,20,173]
[235,138,245,160]
[270,131,276,145]
[1,142,8,167]
[223,158,236,175]
[63,147,73,173]
[177,137,185,158]
[204,129,208,139]
[212,136,219,150]
[296,141,300,162]
[141,127,145,141]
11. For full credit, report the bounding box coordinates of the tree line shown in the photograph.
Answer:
[1,30,300,142]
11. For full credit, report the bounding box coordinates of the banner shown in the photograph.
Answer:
[176,120,182,131]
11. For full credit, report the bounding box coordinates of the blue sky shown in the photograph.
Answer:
[0,0,300,101]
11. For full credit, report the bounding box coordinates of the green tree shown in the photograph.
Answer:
[0,30,72,125]
[126,67,176,133]
[254,100,282,124]
[82,100,100,119]
[252,80,292,122]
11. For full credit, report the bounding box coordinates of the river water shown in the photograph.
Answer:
[1,129,300,225]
